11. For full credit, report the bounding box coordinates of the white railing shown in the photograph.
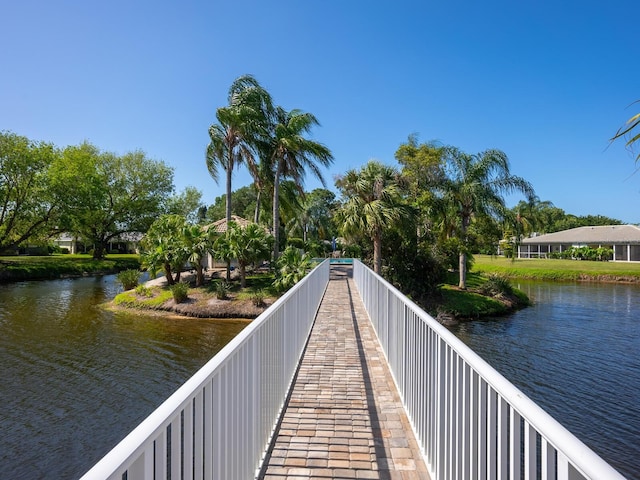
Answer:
[352,259,626,480]
[80,259,330,480]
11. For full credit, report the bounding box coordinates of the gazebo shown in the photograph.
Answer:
[518,225,640,262]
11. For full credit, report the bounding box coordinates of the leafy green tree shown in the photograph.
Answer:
[0,131,61,251]
[273,245,314,292]
[204,185,261,224]
[166,186,204,224]
[611,101,640,162]
[140,215,190,285]
[336,160,410,274]
[51,143,174,259]
[269,107,333,260]
[206,75,273,225]
[225,221,272,288]
[287,188,337,243]
[437,147,534,289]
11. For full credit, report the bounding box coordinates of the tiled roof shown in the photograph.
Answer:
[521,225,640,245]
[203,215,269,234]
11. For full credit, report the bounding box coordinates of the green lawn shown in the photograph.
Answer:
[0,254,141,281]
[472,254,640,281]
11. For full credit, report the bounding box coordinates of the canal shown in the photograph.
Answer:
[448,280,640,480]
[0,275,248,479]
[1,275,638,478]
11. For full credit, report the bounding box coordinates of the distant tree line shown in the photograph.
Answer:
[0,130,201,258]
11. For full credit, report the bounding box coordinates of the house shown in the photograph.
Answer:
[52,232,143,254]
[518,225,640,262]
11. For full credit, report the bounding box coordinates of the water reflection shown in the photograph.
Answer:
[449,280,640,479]
[0,275,248,479]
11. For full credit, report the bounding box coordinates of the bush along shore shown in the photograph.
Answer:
[0,254,141,283]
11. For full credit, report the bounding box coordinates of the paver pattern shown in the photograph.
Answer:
[259,266,430,480]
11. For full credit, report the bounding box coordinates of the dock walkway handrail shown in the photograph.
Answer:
[80,259,330,480]
[353,259,626,480]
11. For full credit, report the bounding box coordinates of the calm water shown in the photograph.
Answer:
[449,280,640,480]
[0,275,248,479]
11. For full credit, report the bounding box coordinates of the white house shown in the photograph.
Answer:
[518,225,640,262]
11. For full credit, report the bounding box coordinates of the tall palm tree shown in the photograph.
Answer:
[439,147,534,289]
[269,107,333,260]
[206,75,273,224]
[336,161,409,274]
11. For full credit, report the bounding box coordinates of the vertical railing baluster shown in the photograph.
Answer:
[510,410,522,480]
[541,437,557,480]
[487,388,497,480]
[497,396,508,480]
[170,414,181,480]
[479,379,488,480]
[183,399,193,480]
[524,421,536,480]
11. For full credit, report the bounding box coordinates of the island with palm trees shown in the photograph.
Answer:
[107,74,548,321]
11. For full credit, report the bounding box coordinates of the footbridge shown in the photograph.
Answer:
[80,260,626,480]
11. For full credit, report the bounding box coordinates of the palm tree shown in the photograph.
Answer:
[206,75,273,224]
[438,147,534,289]
[140,214,190,285]
[225,222,272,288]
[269,107,333,260]
[182,224,214,287]
[336,161,409,274]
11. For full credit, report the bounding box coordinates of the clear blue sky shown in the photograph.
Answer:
[2,1,638,223]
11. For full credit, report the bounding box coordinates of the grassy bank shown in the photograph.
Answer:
[0,254,141,282]
[472,254,640,282]
[425,271,530,320]
[112,274,277,318]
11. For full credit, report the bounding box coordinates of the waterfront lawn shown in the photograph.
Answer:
[472,254,640,282]
[0,254,141,281]
[431,271,530,319]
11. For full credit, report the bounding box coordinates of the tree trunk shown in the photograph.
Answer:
[272,161,282,261]
[225,165,232,280]
[93,242,106,259]
[458,251,467,289]
[225,162,233,223]
[163,263,175,285]
[254,189,261,224]
[373,229,382,274]
[458,213,470,289]
[195,263,204,287]
[239,263,246,289]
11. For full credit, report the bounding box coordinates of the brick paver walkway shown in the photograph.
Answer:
[259,266,430,480]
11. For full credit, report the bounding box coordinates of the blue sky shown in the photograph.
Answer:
[2,1,639,223]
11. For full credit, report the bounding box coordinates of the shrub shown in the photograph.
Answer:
[287,237,305,250]
[273,246,314,292]
[170,282,189,303]
[250,290,266,307]
[117,269,140,290]
[478,274,514,297]
[134,284,153,297]
[342,244,361,258]
[215,281,231,300]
